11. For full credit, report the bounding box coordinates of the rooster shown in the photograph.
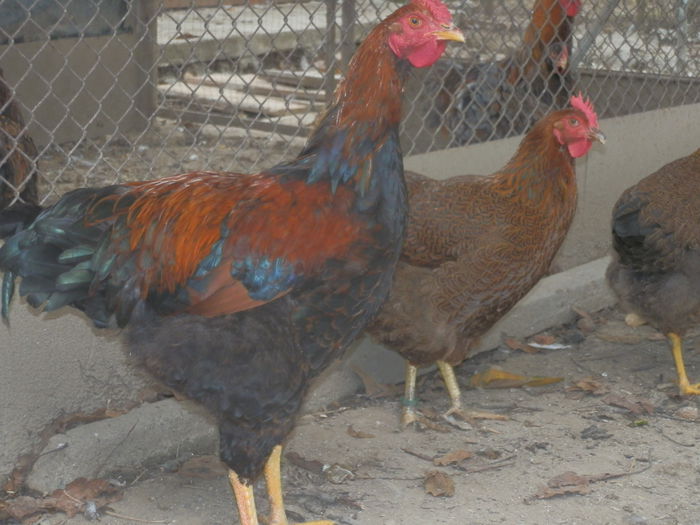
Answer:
[368,95,604,428]
[0,67,39,211]
[0,2,464,523]
[407,0,580,150]
[607,148,700,396]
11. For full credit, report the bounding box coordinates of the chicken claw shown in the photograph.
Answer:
[437,361,507,426]
[669,333,700,396]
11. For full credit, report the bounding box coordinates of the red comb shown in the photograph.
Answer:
[570,93,598,128]
[412,0,453,24]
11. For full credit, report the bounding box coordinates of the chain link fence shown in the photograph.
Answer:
[0,0,698,206]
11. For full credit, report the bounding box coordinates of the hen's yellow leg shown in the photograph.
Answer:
[264,445,334,525]
[669,333,700,395]
[400,363,420,427]
[229,469,259,525]
[437,361,506,421]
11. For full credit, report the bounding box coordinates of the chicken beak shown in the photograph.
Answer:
[433,26,466,43]
[589,128,606,144]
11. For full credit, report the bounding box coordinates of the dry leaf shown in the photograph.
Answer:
[347,425,375,439]
[6,478,122,520]
[602,394,655,415]
[470,367,563,389]
[504,337,539,353]
[423,471,455,497]
[532,334,556,345]
[2,453,34,494]
[324,464,355,484]
[285,452,325,475]
[433,449,473,466]
[4,496,43,520]
[534,484,591,499]
[532,464,652,501]
[566,377,609,396]
[534,471,591,499]
[178,455,227,479]
[548,471,590,488]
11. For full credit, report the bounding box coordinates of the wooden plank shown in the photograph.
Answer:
[156,107,312,138]
[159,81,310,117]
[260,68,340,90]
[183,72,325,106]
[163,0,269,9]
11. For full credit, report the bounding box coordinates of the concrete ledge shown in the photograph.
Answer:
[25,256,616,490]
[26,398,217,494]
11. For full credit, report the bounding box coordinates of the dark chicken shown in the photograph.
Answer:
[0,2,464,523]
[412,0,580,149]
[368,95,604,427]
[607,148,700,396]
[0,67,39,211]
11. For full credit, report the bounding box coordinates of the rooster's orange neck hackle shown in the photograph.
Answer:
[302,0,460,193]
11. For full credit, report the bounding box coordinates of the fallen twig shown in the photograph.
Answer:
[461,455,517,474]
[530,450,653,500]
[401,448,434,463]
[656,427,695,447]
[103,510,170,523]
[92,422,138,478]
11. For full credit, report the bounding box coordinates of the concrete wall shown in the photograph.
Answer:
[0,1,157,147]
[1,102,699,481]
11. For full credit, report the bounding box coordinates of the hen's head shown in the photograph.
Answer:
[559,0,582,17]
[387,0,465,68]
[552,94,605,158]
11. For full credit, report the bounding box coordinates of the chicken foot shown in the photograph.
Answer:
[400,363,425,428]
[669,333,700,396]
[229,469,259,525]
[437,361,507,425]
[400,361,505,430]
[228,445,334,525]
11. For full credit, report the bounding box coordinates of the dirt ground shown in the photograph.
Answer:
[8,307,700,525]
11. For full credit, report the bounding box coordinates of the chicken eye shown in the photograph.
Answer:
[408,16,422,27]
[569,118,580,126]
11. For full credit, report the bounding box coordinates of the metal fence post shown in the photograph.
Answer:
[341,0,356,70]
[676,0,689,74]
[325,0,338,104]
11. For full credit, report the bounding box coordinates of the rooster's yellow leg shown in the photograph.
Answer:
[437,361,507,421]
[669,333,700,395]
[228,469,259,525]
[263,445,334,525]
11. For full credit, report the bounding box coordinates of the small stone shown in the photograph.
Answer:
[675,406,698,421]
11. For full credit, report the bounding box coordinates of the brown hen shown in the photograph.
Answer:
[607,148,700,396]
[368,95,604,427]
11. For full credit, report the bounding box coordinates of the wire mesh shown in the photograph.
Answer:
[0,0,698,206]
